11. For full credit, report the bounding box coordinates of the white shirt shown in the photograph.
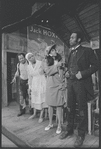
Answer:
[19,62,28,80]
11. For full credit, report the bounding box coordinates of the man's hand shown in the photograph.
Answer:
[65,71,70,78]
[11,77,16,84]
[28,88,31,95]
[76,71,82,79]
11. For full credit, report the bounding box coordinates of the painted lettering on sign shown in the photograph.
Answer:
[28,25,64,59]
[29,26,59,39]
[30,26,42,34]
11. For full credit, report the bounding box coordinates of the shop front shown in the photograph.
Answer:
[2,33,27,106]
[2,25,67,107]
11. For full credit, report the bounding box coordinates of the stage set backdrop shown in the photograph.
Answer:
[27,24,65,59]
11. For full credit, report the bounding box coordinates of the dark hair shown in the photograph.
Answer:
[46,55,54,66]
[72,31,84,43]
[55,53,62,62]
[17,53,25,58]
[48,44,56,54]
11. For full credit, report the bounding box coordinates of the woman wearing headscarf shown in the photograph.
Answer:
[44,45,67,134]
[25,52,47,123]
[26,53,35,114]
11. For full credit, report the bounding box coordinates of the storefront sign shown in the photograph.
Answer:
[29,25,59,39]
[27,24,64,58]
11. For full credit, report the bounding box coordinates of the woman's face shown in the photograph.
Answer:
[50,48,57,57]
[28,54,36,63]
[35,52,42,60]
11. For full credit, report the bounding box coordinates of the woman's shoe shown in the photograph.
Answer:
[56,127,62,134]
[45,124,53,131]
[38,118,43,123]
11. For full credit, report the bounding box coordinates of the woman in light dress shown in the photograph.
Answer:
[25,52,47,123]
[44,45,66,134]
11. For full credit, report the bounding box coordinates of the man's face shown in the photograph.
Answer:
[50,49,57,57]
[18,55,25,64]
[69,33,78,47]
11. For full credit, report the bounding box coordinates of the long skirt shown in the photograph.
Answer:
[31,75,48,110]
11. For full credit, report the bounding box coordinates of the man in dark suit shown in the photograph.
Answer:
[59,31,98,147]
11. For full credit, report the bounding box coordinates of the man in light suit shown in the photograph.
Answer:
[59,31,98,147]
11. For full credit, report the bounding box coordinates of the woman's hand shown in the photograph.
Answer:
[56,61,62,67]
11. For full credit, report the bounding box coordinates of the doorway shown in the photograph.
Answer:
[7,52,18,104]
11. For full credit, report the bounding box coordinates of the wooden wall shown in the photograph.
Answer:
[50,2,99,57]
[78,3,99,38]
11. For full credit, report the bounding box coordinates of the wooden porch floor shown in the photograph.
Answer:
[2,102,99,148]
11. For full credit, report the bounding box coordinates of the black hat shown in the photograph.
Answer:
[48,44,56,54]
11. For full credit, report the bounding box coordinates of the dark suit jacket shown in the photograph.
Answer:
[66,45,98,101]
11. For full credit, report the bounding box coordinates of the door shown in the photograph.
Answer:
[7,52,18,104]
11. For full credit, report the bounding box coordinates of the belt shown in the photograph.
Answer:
[20,78,28,81]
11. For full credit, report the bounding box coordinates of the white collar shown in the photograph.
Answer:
[49,54,52,57]
[72,44,80,50]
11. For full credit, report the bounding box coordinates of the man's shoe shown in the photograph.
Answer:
[59,130,73,139]
[74,136,84,147]
[17,112,24,117]
[17,108,25,117]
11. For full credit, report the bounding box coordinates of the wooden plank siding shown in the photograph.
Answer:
[86,24,99,33]
[89,30,99,38]
[84,19,99,29]
[51,3,99,48]
[2,102,99,148]
[78,3,99,39]
[61,15,80,32]
[65,17,99,30]
[80,12,99,24]
[79,4,99,17]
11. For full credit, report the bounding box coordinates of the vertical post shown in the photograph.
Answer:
[87,102,92,135]
[2,34,8,106]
